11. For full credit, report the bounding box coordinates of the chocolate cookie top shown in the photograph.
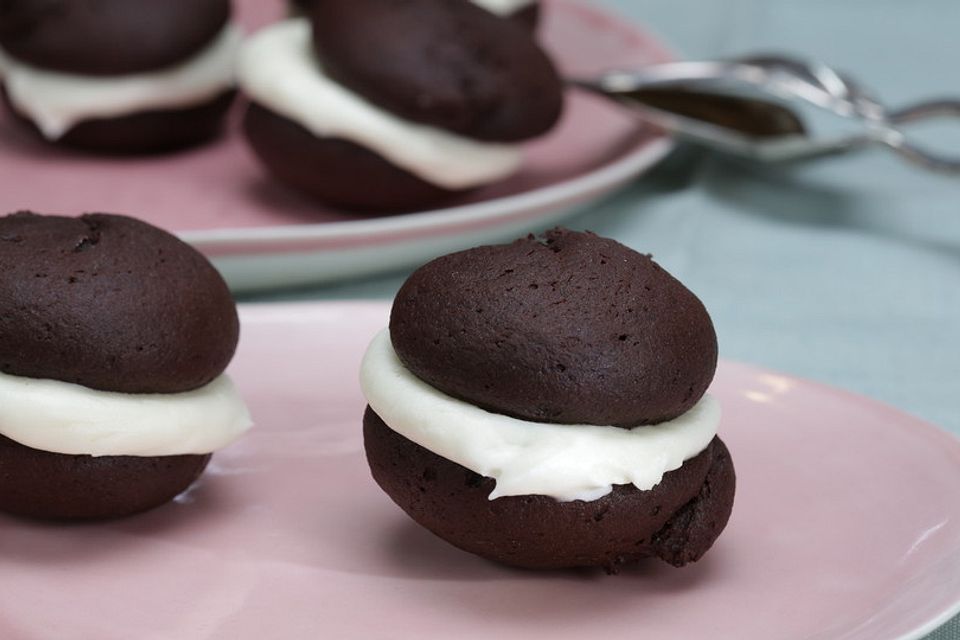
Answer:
[0,0,230,75]
[310,0,563,142]
[0,212,238,394]
[390,229,718,427]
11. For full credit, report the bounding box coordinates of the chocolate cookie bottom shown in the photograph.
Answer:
[363,406,735,571]
[4,90,235,154]
[243,102,463,212]
[0,435,211,520]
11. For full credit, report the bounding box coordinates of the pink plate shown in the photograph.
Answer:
[0,0,673,291]
[1,302,958,640]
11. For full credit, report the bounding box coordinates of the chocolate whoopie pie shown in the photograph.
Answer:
[239,0,563,211]
[0,0,238,153]
[0,212,251,520]
[361,229,735,571]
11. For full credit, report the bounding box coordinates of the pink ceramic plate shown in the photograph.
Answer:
[0,0,673,291]
[1,302,958,640]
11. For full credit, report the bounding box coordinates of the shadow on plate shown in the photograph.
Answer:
[377,514,720,583]
[370,516,724,621]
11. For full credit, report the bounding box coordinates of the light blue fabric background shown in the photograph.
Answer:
[246,1,960,636]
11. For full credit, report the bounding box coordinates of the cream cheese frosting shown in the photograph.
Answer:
[236,19,523,190]
[0,371,252,457]
[0,23,242,140]
[360,329,720,502]
[473,0,536,15]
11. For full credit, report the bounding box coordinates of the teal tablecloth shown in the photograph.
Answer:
[247,1,960,637]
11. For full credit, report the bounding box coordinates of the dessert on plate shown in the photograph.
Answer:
[360,229,735,571]
[238,0,563,211]
[0,0,242,153]
[0,212,252,520]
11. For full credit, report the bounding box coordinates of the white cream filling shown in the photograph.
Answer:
[237,19,522,190]
[0,23,243,140]
[0,371,252,457]
[360,330,720,502]
[473,0,535,15]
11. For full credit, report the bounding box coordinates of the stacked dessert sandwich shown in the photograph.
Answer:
[0,0,241,152]
[0,212,252,519]
[361,230,736,571]
[238,0,563,210]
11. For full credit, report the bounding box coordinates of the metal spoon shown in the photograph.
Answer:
[573,54,960,175]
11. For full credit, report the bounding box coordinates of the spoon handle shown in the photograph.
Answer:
[880,99,960,174]
[576,59,960,175]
